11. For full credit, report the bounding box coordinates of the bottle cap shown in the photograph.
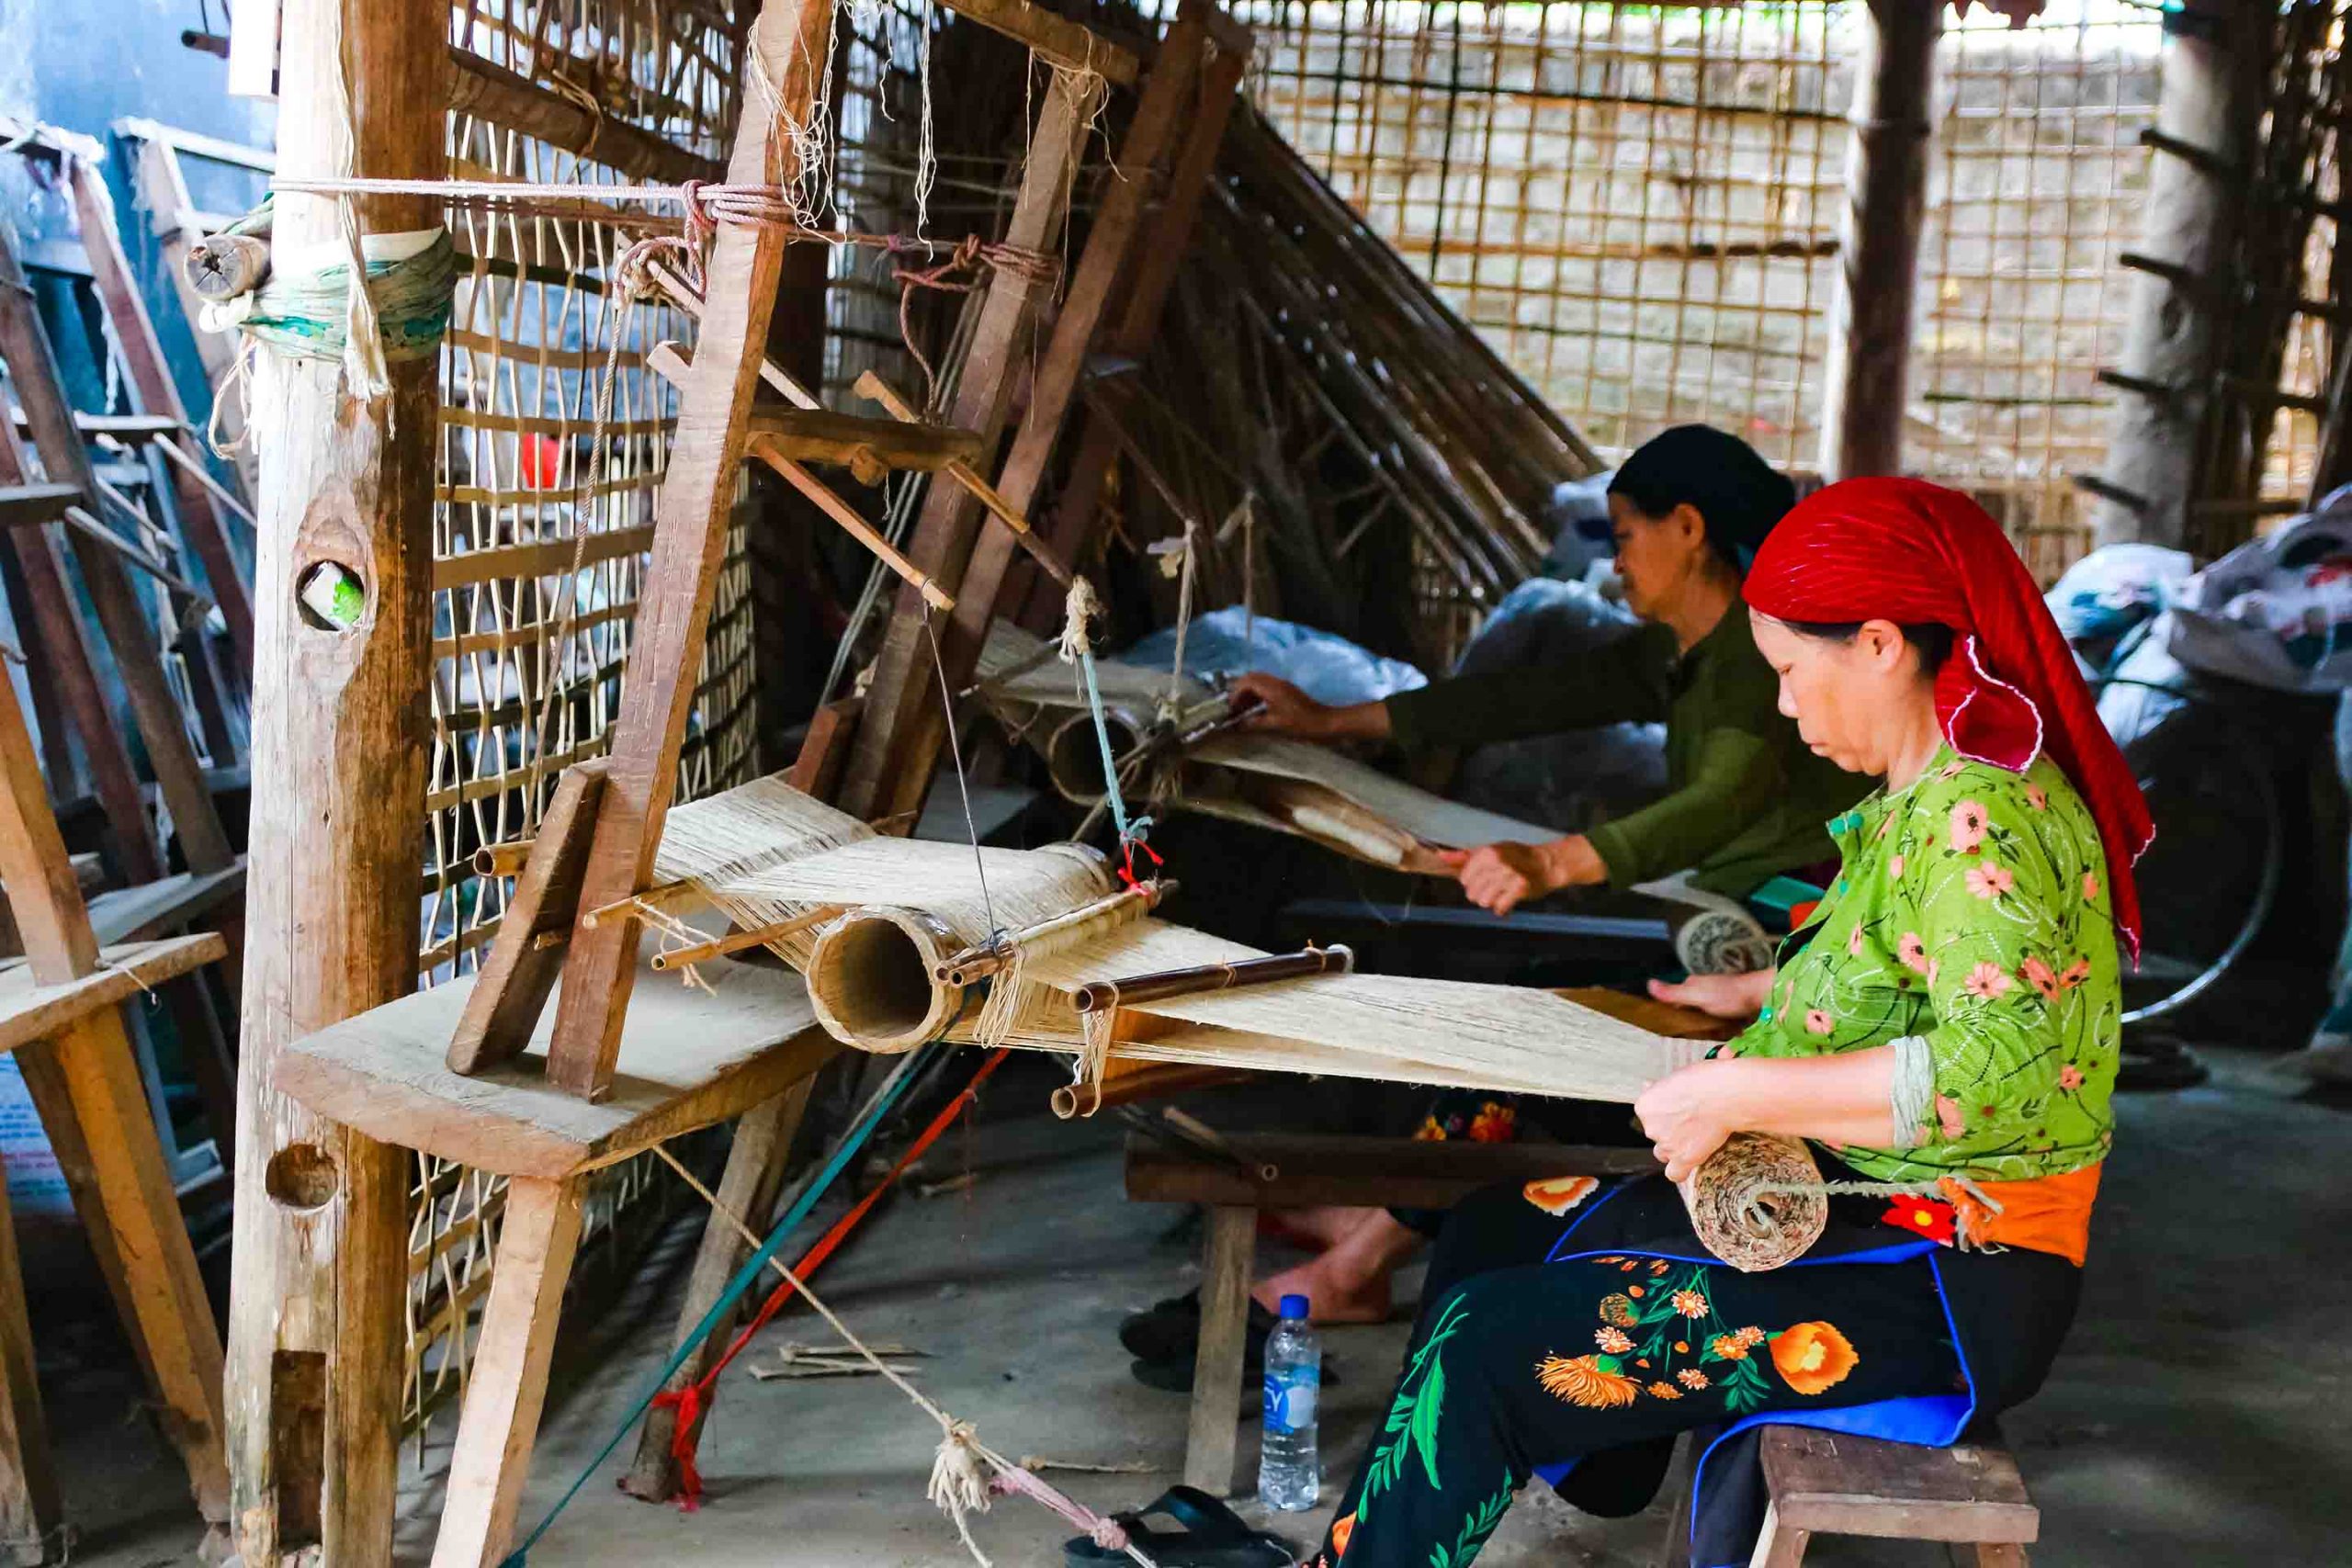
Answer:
[1279,1293,1309,1320]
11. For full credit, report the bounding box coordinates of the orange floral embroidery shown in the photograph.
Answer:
[1522,1175,1600,1216]
[1646,1381,1682,1400]
[1678,1369,1711,1391]
[1595,1326,1634,1354]
[1537,1354,1639,1408]
[1330,1514,1354,1560]
[1599,1293,1639,1327]
[1770,1322,1860,1396]
[1671,1289,1709,1318]
[1709,1335,1748,1361]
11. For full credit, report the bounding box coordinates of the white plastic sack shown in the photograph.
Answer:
[2167,498,2352,693]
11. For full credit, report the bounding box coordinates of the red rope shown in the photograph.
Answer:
[650,1047,1012,1508]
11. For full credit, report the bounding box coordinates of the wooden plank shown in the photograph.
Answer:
[1182,1205,1253,1496]
[0,488,75,532]
[1816,0,1939,482]
[622,1077,813,1502]
[65,161,254,671]
[1760,1427,2039,1544]
[840,6,1211,821]
[0,658,228,1529]
[1022,31,1250,600]
[0,935,224,1055]
[1125,1133,1657,1211]
[276,953,837,1179]
[447,51,723,184]
[427,1176,585,1568]
[753,442,955,611]
[85,863,248,945]
[0,222,235,880]
[938,0,1139,86]
[220,0,444,1559]
[830,65,1106,818]
[546,0,844,1103]
[447,761,607,1074]
[1749,1502,1808,1568]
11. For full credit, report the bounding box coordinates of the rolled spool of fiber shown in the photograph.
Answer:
[1679,1132,1829,1273]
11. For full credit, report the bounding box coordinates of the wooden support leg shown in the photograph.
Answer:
[1183,1204,1256,1497]
[17,1014,228,1524]
[1656,1432,1694,1568]
[1747,1501,1808,1568]
[0,1156,61,1566]
[1961,1547,2028,1568]
[428,1177,585,1568]
[622,1077,814,1502]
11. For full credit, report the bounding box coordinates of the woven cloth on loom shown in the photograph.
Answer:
[646,774,1695,1101]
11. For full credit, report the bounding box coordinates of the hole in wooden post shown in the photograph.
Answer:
[269,1350,326,1551]
[295,560,367,632]
[264,1144,340,1210]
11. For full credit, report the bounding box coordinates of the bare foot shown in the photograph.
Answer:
[1266,1204,1377,1250]
[1253,1254,1393,1325]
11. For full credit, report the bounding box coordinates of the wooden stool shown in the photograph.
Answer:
[1745,1424,2039,1567]
[1124,1130,1658,1496]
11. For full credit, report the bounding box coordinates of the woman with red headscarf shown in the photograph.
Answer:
[1283,480,2143,1568]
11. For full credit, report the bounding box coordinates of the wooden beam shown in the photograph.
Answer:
[0,658,229,1531]
[828,65,1115,820]
[427,1177,584,1568]
[447,51,724,184]
[937,0,1139,87]
[855,371,1071,585]
[0,1152,58,1565]
[1019,31,1250,612]
[745,404,988,477]
[64,159,256,673]
[840,3,1217,822]
[220,0,446,1558]
[1816,0,1939,482]
[0,487,74,532]
[753,440,956,611]
[546,0,846,1103]
[2091,0,2267,547]
[447,761,606,1075]
[0,934,225,1054]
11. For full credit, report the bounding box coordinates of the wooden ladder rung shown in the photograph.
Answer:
[0,483,78,530]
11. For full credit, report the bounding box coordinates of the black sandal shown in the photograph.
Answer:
[1063,1484,1298,1566]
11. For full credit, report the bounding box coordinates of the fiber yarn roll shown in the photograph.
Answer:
[1680,1133,1829,1272]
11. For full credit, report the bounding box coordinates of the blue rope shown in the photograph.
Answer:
[500,1043,939,1565]
[1077,648,1151,852]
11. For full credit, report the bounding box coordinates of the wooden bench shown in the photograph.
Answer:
[1124,1129,1660,1496]
[1655,1423,2039,1567]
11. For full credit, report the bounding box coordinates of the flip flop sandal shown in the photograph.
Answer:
[1120,1292,1276,1364]
[1063,1484,1298,1566]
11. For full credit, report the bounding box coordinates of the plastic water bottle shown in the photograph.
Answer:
[1259,1292,1321,1510]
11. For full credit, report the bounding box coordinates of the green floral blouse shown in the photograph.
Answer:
[1732,745,2120,1184]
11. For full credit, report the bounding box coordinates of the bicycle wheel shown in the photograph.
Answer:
[2119,721,2280,1024]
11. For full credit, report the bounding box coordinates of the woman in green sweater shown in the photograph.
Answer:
[1230,424,1861,917]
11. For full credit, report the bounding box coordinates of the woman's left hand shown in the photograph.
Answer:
[1634,1059,1749,1183]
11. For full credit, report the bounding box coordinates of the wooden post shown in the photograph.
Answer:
[63,158,257,673]
[548,0,894,1103]
[2090,0,2267,548]
[221,0,445,1560]
[837,6,1215,822]
[621,1077,814,1502]
[1817,0,1939,483]
[1183,1204,1255,1495]
[427,1177,585,1568]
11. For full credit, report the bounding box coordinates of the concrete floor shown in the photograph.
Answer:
[53,1043,2352,1567]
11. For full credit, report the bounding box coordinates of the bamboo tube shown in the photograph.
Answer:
[471,840,534,878]
[650,907,843,972]
[1073,944,1354,1013]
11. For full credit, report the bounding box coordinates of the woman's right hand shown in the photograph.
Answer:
[1228,672,1342,738]
[1647,968,1776,1021]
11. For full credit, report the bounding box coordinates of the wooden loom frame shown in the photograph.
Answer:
[231,0,1250,1563]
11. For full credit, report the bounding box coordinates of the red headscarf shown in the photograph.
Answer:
[1743,478,2152,959]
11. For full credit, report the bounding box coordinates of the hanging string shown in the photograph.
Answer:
[923,607,1001,944]
[1057,578,1159,887]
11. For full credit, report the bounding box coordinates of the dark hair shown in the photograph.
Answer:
[1601,424,1797,572]
[1776,619,1957,676]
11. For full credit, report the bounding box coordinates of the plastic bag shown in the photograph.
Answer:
[2044,542,2192,660]
[1121,606,1428,707]
[2166,499,2352,693]
[1542,468,1616,581]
